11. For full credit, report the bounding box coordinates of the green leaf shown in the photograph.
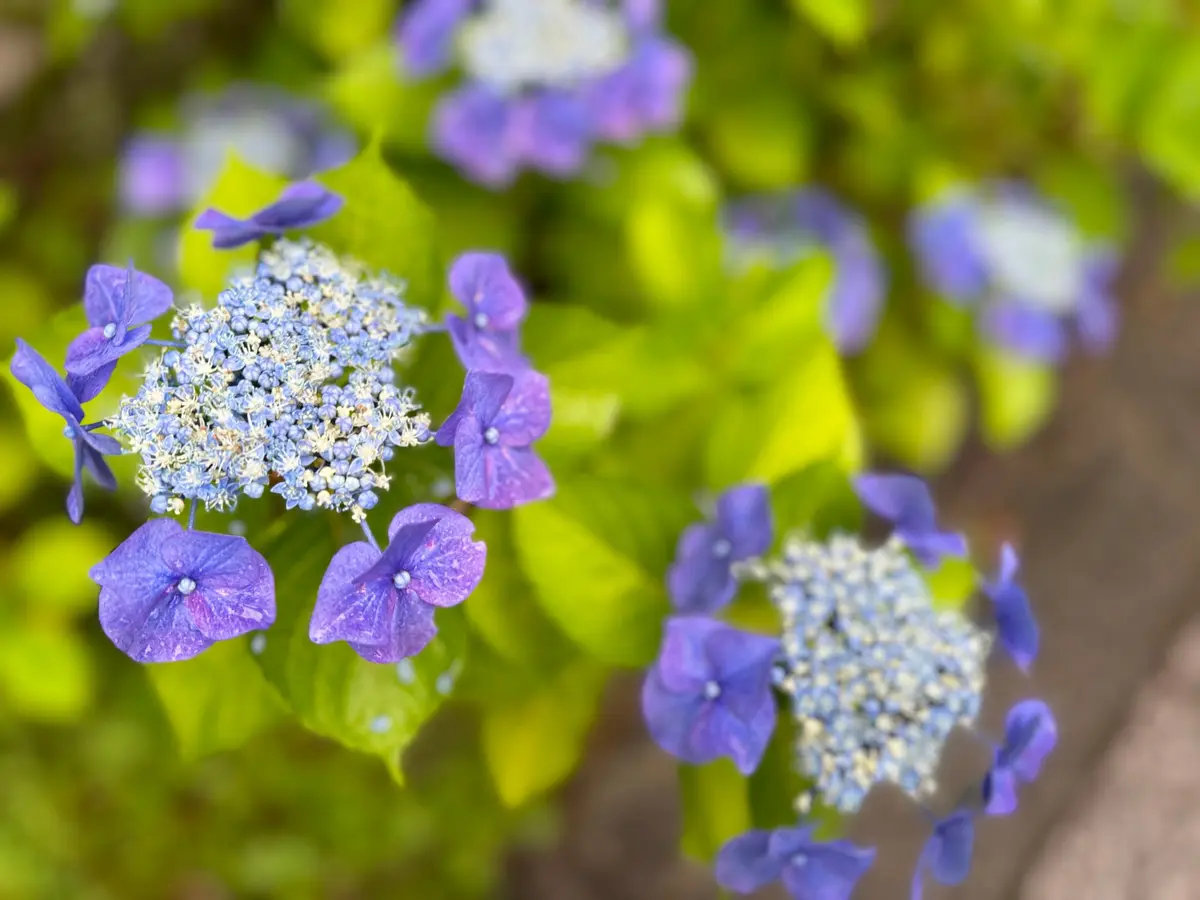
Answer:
[482,661,606,808]
[679,759,751,863]
[769,461,863,544]
[146,637,287,760]
[706,91,811,190]
[512,477,695,666]
[11,519,116,615]
[311,141,442,310]
[975,347,1057,452]
[0,623,92,722]
[253,516,465,782]
[925,556,980,611]
[861,364,970,475]
[790,0,868,46]
[177,155,289,297]
[279,0,393,61]
[707,338,862,488]
[1139,40,1200,199]
[463,511,574,671]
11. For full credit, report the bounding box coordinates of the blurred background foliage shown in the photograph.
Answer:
[0,0,1197,896]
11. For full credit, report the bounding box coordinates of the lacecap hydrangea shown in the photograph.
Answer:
[10,181,554,665]
[642,475,1056,900]
[723,188,887,355]
[909,180,1119,363]
[396,0,692,186]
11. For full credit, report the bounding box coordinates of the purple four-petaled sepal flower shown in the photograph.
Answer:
[853,472,968,568]
[715,826,876,900]
[310,503,486,663]
[982,699,1058,817]
[10,339,122,524]
[641,616,779,774]
[908,185,1120,363]
[195,181,343,249]
[395,0,474,78]
[724,189,887,354]
[983,543,1039,672]
[445,252,532,374]
[91,519,276,662]
[910,810,975,900]
[667,484,773,614]
[64,263,174,397]
[435,370,554,509]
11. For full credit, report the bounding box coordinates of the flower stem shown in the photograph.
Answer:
[144,339,186,349]
[359,517,381,552]
[187,499,197,531]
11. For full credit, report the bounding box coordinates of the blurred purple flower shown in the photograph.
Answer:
[91,519,275,662]
[195,181,343,249]
[983,699,1058,816]
[909,184,1120,363]
[435,370,554,508]
[715,826,876,899]
[853,472,967,568]
[667,483,773,614]
[310,504,486,663]
[910,811,975,900]
[445,251,532,373]
[119,85,355,217]
[983,543,1039,672]
[399,0,693,186]
[10,339,121,523]
[723,189,886,354]
[64,263,173,390]
[642,616,779,774]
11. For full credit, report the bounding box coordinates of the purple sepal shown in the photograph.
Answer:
[983,699,1058,816]
[11,338,85,422]
[911,811,975,900]
[512,90,593,177]
[195,181,343,249]
[82,263,174,333]
[641,616,779,774]
[981,301,1068,364]
[715,826,876,900]
[983,543,1039,672]
[1075,250,1119,354]
[909,196,989,302]
[446,315,530,374]
[118,136,186,216]
[586,38,692,144]
[667,483,773,614]
[67,362,117,404]
[309,503,486,663]
[433,86,521,188]
[853,473,967,568]
[623,0,661,31]
[395,0,474,78]
[437,371,554,509]
[91,519,276,663]
[449,252,529,331]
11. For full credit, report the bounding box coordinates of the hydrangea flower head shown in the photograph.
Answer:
[445,252,531,373]
[643,472,1055,897]
[64,263,174,395]
[396,0,692,186]
[715,826,876,900]
[724,189,887,354]
[9,339,122,523]
[435,369,554,508]
[909,182,1119,362]
[667,483,773,614]
[119,85,354,217]
[91,518,275,662]
[983,699,1058,816]
[310,504,486,662]
[853,472,968,568]
[641,616,779,774]
[195,181,343,249]
[984,543,1039,671]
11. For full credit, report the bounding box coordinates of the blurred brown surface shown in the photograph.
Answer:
[505,193,1200,900]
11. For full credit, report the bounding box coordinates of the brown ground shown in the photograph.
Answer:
[504,189,1200,900]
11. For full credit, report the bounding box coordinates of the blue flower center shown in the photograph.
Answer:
[103,322,117,339]
[62,424,76,439]
[473,312,489,330]
[703,680,721,701]
[176,576,197,595]
[711,538,732,559]
[790,852,808,868]
[483,426,500,445]
[393,570,412,590]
